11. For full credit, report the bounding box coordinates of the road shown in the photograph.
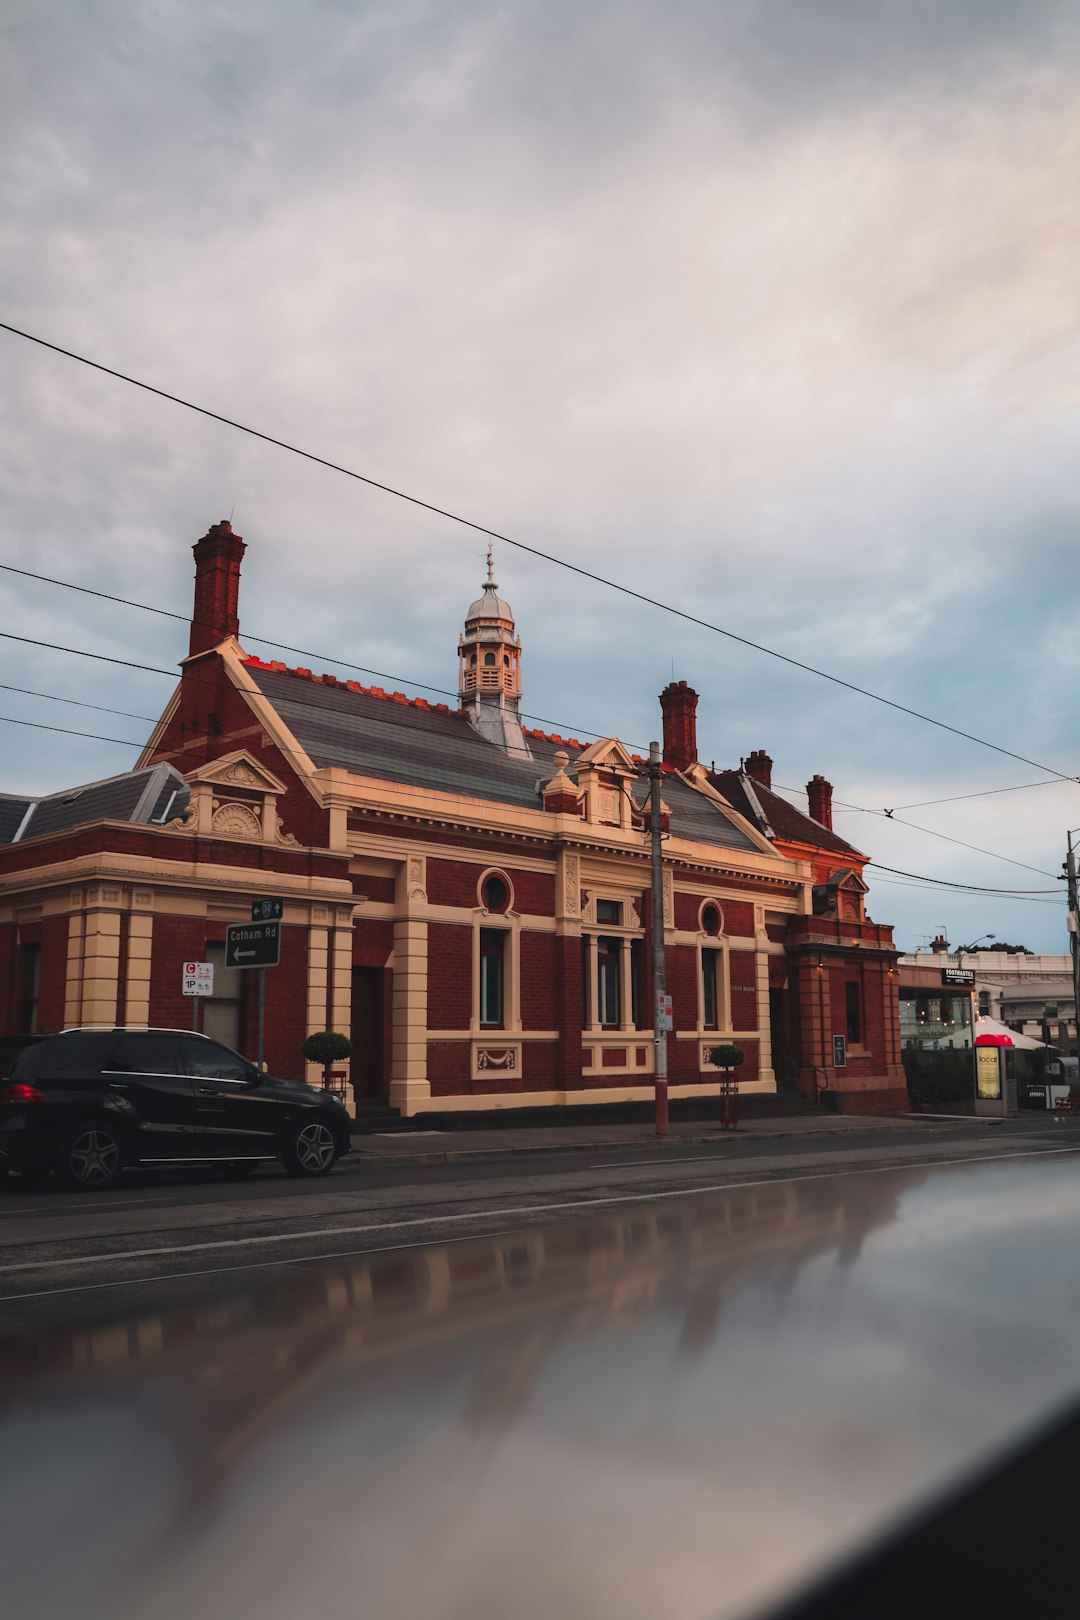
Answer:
[2,1115,1078,1334]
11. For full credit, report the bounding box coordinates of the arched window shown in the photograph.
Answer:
[484,652,496,668]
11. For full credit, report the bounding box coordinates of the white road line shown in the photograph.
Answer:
[0,1143,1076,1286]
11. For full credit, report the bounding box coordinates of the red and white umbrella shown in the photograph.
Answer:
[975,1015,1046,1051]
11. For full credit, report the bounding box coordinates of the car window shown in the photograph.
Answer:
[105,1034,187,1076]
[13,1033,117,1080]
[181,1039,252,1083]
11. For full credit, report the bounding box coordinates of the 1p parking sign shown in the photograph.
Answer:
[182,961,214,997]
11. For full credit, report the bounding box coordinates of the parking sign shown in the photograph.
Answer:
[182,961,214,997]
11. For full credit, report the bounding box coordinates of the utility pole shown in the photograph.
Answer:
[1067,833,1080,1061]
[649,741,668,1137]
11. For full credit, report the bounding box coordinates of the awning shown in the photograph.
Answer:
[975,1015,1047,1051]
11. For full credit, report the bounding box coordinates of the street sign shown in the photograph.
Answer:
[225,920,281,970]
[251,897,284,922]
[832,1034,847,1068]
[657,993,673,1032]
[182,961,214,997]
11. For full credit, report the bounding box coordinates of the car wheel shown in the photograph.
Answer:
[283,1119,338,1177]
[55,1123,124,1192]
[210,1161,260,1179]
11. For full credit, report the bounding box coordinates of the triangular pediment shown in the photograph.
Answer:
[573,737,637,774]
[825,867,868,893]
[185,750,288,796]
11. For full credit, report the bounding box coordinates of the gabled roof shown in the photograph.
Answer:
[0,763,189,847]
[710,769,866,861]
[243,659,764,855]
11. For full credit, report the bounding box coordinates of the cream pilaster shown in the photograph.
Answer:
[305,924,330,1086]
[125,891,154,1029]
[331,911,354,1116]
[390,855,430,1116]
[64,908,85,1029]
[80,886,122,1028]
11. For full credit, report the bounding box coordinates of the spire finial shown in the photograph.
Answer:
[485,542,496,589]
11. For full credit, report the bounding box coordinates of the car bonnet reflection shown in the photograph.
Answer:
[5,1157,1080,1620]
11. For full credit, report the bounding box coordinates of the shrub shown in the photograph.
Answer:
[302,1031,353,1069]
[706,1044,745,1070]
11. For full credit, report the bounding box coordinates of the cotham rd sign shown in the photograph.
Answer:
[225,920,281,970]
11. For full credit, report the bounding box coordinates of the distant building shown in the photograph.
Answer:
[1,519,908,1116]
[897,939,1077,1061]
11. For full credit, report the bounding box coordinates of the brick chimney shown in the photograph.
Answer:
[189,519,246,657]
[659,681,699,771]
[806,773,833,831]
[745,749,773,791]
[930,933,950,954]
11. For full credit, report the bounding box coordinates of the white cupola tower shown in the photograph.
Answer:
[458,546,531,758]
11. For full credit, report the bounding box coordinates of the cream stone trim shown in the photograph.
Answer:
[404,1077,778,1113]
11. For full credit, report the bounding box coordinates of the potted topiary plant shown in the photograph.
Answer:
[302,1031,353,1094]
[706,1043,744,1131]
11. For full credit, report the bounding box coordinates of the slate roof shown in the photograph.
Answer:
[0,763,188,846]
[710,769,866,861]
[245,661,763,856]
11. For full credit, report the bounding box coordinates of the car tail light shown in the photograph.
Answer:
[0,1083,48,1104]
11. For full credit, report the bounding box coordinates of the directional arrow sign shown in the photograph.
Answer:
[225,920,281,970]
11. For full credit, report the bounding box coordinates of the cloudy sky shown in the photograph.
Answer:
[2,0,1079,951]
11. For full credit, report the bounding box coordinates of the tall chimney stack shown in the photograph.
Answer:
[806,773,834,831]
[659,681,699,772]
[745,749,773,791]
[189,519,246,658]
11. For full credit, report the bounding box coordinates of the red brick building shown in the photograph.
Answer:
[0,521,906,1115]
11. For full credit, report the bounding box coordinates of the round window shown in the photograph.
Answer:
[702,903,722,936]
[482,874,510,912]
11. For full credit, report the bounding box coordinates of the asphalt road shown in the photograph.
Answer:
[2,1116,1078,1334]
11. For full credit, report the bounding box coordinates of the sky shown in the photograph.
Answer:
[2,0,1079,952]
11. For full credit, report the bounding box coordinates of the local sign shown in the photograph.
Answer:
[182,961,214,997]
[657,993,673,1032]
[942,967,975,986]
[251,897,284,922]
[225,920,282,970]
[832,1034,847,1068]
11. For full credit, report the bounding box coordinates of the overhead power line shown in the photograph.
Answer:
[1,623,1061,884]
[0,681,155,723]
[0,624,627,748]
[868,874,1063,908]
[865,861,1061,895]
[2,319,1079,785]
[772,781,1058,880]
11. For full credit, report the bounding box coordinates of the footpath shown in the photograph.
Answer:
[347,1109,1003,1166]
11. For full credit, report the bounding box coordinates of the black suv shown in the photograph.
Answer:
[0,1028,352,1191]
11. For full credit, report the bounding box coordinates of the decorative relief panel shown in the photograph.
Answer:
[274,814,300,848]
[165,801,199,834]
[211,802,262,840]
[562,852,580,917]
[217,760,266,789]
[476,1048,517,1071]
[407,856,427,902]
[662,870,674,928]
